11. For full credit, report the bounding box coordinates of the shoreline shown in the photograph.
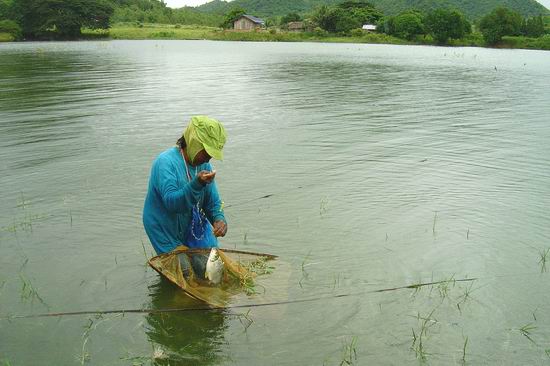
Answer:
[2,24,549,51]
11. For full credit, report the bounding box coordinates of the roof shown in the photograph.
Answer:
[238,14,265,25]
[288,21,304,29]
[362,24,377,30]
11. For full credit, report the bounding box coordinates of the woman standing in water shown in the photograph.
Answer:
[143,116,227,255]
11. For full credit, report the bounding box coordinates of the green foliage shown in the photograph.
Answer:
[12,0,114,39]
[392,11,425,40]
[425,8,471,44]
[479,6,523,44]
[0,18,20,39]
[0,0,15,20]
[281,12,301,24]
[221,7,246,29]
[111,3,221,26]
[521,15,545,37]
[312,1,382,34]
[196,0,549,20]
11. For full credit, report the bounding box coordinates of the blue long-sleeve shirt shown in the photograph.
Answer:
[143,147,226,254]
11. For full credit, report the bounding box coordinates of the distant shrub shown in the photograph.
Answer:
[269,28,277,34]
[313,26,328,37]
[0,20,22,40]
[151,31,176,38]
[175,24,181,29]
[349,28,363,37]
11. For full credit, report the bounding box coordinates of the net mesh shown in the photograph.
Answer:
[148,246,276,307]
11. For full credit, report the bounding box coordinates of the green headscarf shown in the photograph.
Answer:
[183,116,227,162]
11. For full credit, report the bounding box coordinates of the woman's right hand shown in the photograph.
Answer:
[197,170,216,185]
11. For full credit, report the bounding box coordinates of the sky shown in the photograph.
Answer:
[163,0,550,10]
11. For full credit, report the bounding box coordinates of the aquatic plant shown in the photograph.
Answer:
[243,257,274,275]
[456,280,478,309]
[462,336,468,363]
[411,309,437,361]
[432,211,438,235]
[517,323,537,344]
[339,336,358,366]
[538,248,549,273]
[19,274,46,306]
[299,251,312,289]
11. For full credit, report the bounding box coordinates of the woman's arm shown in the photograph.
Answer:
[156,156,204,214]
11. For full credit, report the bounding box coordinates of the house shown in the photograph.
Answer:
[288,21,304,32]
[362,24,377,32]
[233,15,265,31]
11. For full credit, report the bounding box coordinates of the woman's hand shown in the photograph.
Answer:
[213,220,227,237]
[197,170,216,185]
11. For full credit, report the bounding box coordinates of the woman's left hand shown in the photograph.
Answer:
[213,220,227,237]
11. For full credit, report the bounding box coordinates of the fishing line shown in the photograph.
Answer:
[2,278,476,320]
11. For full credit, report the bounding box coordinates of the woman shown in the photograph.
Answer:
[143,116,227,255]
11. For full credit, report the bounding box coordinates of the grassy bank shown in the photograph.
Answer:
[501,34,550,50]
[15,23,549,51]
[83,23,410,44]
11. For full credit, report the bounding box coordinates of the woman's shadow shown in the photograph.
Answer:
[145,277,229,366]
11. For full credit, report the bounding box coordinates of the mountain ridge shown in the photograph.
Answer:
[196,0,549,19]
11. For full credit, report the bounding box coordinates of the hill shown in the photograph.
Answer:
[196,0,549,19]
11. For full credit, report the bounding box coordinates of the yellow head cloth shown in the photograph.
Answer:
[183,116,227,162]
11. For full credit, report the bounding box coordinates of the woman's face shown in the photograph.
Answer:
[192,149,212,166]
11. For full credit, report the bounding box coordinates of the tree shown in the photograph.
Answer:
[479,7,523,45]
[521,15,545,37]
[312,1,383,34]
[281,12,301,25]
[0,19,21,39]
[12,0,113,39]
[0,0,15,20]
[221,7,246,29]
[425,9,471,44]
[392,11,424,40]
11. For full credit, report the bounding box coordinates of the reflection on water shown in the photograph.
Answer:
[145,278,227,366]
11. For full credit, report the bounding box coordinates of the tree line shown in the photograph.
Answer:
[303,1,546,45]
[0,0,222,40]
[0,0,547,44]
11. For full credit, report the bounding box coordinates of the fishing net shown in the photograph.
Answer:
[148,246,276,307]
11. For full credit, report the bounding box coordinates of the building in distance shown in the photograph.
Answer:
[234,15,265,31]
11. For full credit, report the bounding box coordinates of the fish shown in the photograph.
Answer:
[205,248,224,285]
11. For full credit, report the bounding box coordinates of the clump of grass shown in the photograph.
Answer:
[243,257,274,275]
[538,248,549,273]
[462,336,468,363]
[517,323,537,344]
[456,280,478,310]
[436,275,455,300]
[339,336,358,366]
[19,274,47,306]
[299,251,312,289]
[411,309,437,361]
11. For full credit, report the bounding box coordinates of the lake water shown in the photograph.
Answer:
[1,40,550,365]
